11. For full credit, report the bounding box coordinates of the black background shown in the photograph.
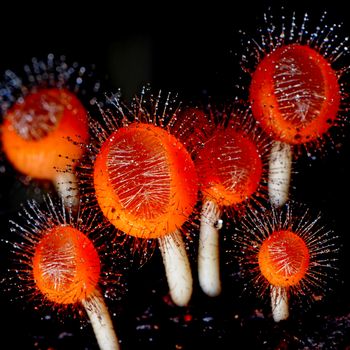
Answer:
[2,1,350,349]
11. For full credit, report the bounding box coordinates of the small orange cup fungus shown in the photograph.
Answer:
[235,204,338,322]
[258,230,309,288]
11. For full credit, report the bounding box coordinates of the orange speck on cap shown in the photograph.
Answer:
[196,128,263,207]
[1,88,89,180]
[32,225,100,305]
[250,44,340,144]
[93,123,198,239]
[258,230,309,288]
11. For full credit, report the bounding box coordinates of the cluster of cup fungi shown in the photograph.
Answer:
[0,9,346,349]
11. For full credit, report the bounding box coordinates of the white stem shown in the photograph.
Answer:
[268,141,292,207]
[270,286,289,322]
[82,289,120,350]
[53,172,79,209]
[158,231,193,307]
[198,199,222,297]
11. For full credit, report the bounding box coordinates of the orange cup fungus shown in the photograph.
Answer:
[235,203,339,313]
[33,225,100,305]
[196,128,263,207]
[1,88,89,180]
[93,122,198,239]
[250,44,341,145]
[258,230,309,288]
[9,197,121,349]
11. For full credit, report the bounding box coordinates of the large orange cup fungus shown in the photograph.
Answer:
[91,116,198,307]
[250,44,340,146]
[248,14,344,207]
[94,123,197,239]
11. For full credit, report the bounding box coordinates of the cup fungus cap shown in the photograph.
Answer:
[94,123,198,239]
[33,225,100,305]
[250,44,340,145]
[1,88,89,179]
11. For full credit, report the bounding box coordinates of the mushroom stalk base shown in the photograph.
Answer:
[198,199,222,297]
[268,141,292,207]
[159,231,193,307]
[82,289,120,350]
[271,286,289,322]
[54,172,79,209]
